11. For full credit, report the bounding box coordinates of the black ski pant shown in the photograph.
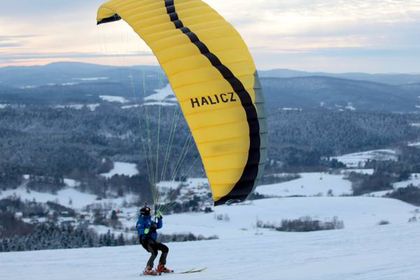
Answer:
[140,236,169,268]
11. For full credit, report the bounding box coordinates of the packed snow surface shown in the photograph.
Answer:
[1,197,419,280]
[332,149,397,168]
[100,162,138,178]
[256,172,353,197]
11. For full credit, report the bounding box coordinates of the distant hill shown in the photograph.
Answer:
[0,62,163,88]
[259,69,420,85]
[262,76,419,112]
[0,62,167,104]
[0,62,419,112]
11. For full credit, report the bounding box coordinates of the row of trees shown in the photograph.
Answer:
[387,186,420,206]
[268,110,419,167]
[257,216,344,232]
[0,222,218,253]
[0,223,127,252]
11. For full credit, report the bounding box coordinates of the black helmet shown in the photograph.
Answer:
[140,206,151,216]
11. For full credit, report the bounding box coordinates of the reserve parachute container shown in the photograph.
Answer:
[97,0,267,205]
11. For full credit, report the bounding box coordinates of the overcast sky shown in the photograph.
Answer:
[1,0,420,73]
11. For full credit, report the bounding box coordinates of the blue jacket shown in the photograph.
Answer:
[136,215,162,241]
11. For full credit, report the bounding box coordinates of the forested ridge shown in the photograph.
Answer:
[1,104,418,193]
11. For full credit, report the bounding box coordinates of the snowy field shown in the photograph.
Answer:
[100,162,139,178]
[332,149,397,168]
[0,161,140,210]
[0,185,138,210]
[1,196,419,280]
[256,172,353,197]
[255,170,419,199]
[408,141,420,148]
[122,104,141,109]
[143,84,177,106]
[144,84,174,101]
[156,178,208,193]
[99,95,129,103]
[160,197,417,237]
[142,102,177,107]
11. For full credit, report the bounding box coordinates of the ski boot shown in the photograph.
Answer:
[156,264,174,274]
[143,266,158,276]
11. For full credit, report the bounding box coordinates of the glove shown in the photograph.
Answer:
[155,210,163,219]
[150,223,157,231]
[144,228,150,235]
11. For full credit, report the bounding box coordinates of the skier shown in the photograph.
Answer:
[136,205,173,275]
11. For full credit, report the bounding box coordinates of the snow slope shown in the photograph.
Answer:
[143,84,177,106]
[408,141,420,148]
[100,162,139,178]
[256,172,352,197]
[332,149,397,168]
[0,186,138,210]
[144,84,174,101]
[1,196,419,280]
[159,197,416,237]
[99,95,129,103]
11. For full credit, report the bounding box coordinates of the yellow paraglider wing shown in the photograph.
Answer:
[97,0,267,205]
